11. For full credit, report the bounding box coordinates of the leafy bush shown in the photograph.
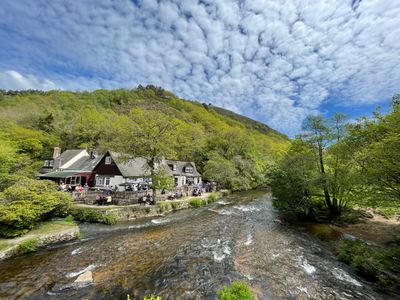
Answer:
[207,194,217,203]
[69,207,117,225]
[189,198,205,208]
[0,179,72,238]
[157,202,171,213]
[143,295,162,300]
[64,215,74,223]
[17,238,38,254]
[170,201,179,210]
[217,281,255,300]
[336,239,400,290]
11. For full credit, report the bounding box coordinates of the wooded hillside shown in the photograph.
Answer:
[0,85,289,191]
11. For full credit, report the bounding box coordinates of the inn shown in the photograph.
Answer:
[93,152,202,191]
[38,149,202,191]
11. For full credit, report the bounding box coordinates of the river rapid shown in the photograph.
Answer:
[0,191,391,299]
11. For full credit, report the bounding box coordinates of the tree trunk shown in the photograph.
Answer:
[318,143,337,216]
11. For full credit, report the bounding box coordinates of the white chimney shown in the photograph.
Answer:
[53,147,61,159]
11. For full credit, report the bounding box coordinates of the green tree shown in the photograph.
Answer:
[107,108,179,203]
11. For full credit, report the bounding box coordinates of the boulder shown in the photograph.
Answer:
[74,270,93,284]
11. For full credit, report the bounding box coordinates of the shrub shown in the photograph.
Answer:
[207,194,217,203]
[64,215,74,223]
[171,202,179,210]
[145,207,151,213]
[0,179,72,238]
[17,238,38,254]
[217,281,255,300]
[143,295,162,300]
[336,239,400,290]
[69,207,117,225]
[189,198,203,208]
[157,202,171,213]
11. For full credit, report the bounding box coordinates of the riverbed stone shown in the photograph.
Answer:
[74,271,93,284]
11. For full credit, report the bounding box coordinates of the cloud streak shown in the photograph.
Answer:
[0,0,399,135]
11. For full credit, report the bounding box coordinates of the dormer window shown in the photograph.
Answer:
[43,159,54,167]
[105,156,112,165]
[168,164,177,171]
[185,166,193,173]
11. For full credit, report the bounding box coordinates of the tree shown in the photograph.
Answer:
[298,114,352,217]
[203,152,237,190]
[107,108,179,203]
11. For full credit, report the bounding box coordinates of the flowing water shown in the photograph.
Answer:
[0,191,392,299]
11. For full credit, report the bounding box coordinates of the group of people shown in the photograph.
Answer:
[58,182,89,195]
[95,193,116,205]
[167,190,183,200]
[138,193,154,205]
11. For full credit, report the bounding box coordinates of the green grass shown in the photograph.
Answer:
[16,238,38,254]
[32,220,76,235]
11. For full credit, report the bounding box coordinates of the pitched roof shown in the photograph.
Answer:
[52,149,85,170]
[68,155,102,171]
[164,160,201,177]
[106,152,201,177]
[108,152,151,177]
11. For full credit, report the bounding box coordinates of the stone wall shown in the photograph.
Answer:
[76,186,201,205]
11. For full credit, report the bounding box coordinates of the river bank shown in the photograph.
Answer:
[297,209,400,294]
[0,220,79,261]
[0,190,390,299]
[72,191,226,222]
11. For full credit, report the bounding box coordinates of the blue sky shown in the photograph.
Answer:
[0,0,399,135]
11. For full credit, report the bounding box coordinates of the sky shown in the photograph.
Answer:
[0,0,399,136]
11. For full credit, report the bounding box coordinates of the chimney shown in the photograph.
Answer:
[53,147,61,159]
[90,150,97,159]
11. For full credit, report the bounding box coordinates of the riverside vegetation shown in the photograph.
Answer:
[269,95,400,292]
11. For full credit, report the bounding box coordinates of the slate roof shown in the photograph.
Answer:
[164,160,201,177]
[68,155,102,171]
[53,149,85,170]
[106,152,201,178]
[109,152,151,177]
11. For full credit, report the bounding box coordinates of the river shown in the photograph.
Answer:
[0,191,392,299]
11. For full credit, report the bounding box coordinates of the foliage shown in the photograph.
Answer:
[143,295,162,300]
[68,207,117,225]
[270,108,400,219]
[152,168,174,191]
[207,193,218,203]
[64,215,75,223]
[189,198,205,208]
[217,281,255,300]
[336,239,400,290]
[16,238,38,254]
[0,87,289,196]
[0,179,72,238]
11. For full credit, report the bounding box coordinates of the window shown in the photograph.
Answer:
[43,159,54,167]
[105,156,112,165]
[96,176,104,186]
[185,166,193,173]
[96,176,111,186]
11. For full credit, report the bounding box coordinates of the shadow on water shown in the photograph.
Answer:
[0,190,393,299]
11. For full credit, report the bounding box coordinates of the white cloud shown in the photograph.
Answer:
[0,0,400,135]
[0,70,59,90]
